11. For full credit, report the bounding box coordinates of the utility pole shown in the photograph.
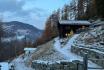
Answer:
[83,53,88,70]
[15,34,18,57]
[0,65,1,70]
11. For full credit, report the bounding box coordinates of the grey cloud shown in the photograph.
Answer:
[14,7,47,18]
[0,0,48,29]
[0,0,48,17]
[0,0,25,12]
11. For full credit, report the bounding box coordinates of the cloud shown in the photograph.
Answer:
[0,0,25,12]
[0,0,48,29]
[0,0,70,29]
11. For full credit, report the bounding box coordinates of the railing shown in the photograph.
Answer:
[83,53,104,70]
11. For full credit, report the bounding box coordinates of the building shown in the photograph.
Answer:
[58,20,91,38]
[24,48,37,55]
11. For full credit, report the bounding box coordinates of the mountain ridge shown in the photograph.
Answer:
[2,21,43,42]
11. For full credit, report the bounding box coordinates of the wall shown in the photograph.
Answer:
[31,60,84,70]
[71,45,104,68]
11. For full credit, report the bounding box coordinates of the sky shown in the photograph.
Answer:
[0,0,70,29]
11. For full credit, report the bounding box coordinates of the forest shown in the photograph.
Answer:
[34,0,104,47]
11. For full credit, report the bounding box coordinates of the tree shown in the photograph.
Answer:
[61,5,70,20]
[69,0,77,20]
[42,10,59,41]
[34,10,60,47]
[77,0,85,19]
[84,0,97,19]
[0,21,4,50]
[95,0,104,18]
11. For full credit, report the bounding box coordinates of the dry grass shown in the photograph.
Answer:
[28,40,53,65]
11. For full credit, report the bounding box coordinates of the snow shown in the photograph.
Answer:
[16,29,30,35]
[59,20,91,25]
[2,35,24,42]
[8,32,103,70]
[3,25,14,31]
[54,34,83,61]
[84,47,104,54]
[11,55,34,70]
[24,48,37,51]
[16,35,25,40]
[0,62,9,70]
[54,34,103,70]
[32,60,55,64]
[24,48,37,55]
[32,60,73,64]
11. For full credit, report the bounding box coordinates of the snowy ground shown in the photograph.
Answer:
[0,62,9,70]
[54,34,104,70]
[54,34,82,61]
[4,34,103,70]
[10,55,34,70]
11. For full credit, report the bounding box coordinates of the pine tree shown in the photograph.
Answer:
[77,0,85,19]
[85,0,97,19]
[61,5,70,20]
[0,21,4,50]
[69,0,77,20]
[95,0,104,18]
[34,10,60,46]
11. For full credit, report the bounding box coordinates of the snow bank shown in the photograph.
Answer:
[54,34,103,70]
[0,62,9,70]
[10,55,34,70]
[54,34,83,61]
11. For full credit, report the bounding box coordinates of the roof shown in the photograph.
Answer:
[59,20,91,25]
[24,48,37,51]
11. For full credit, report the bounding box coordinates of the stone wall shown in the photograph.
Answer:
[31,60,84,70]
[71,45,104,68]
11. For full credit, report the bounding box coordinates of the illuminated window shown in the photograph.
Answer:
[70,30,74,35]
[82,26,85,29]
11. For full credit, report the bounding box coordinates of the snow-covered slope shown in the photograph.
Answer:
[54,34,102,70]
[2,21,43,42]
[54,34,82,61]
[0,62,9,70]
[8,34,103,70]
[75,22,104,49]
[11,55,34,70]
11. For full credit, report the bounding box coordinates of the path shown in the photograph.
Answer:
[54,34,104,70]
[11,55,34,70]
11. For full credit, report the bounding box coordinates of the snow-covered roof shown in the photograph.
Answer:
[59,20,91,25]
[0,62,9,70]
[24,48,37,51]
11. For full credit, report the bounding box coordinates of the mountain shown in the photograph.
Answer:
[2,21,43,42]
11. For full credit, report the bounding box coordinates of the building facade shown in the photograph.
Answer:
[58,20,91,38]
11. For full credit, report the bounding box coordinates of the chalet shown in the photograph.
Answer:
[58,20,91,38]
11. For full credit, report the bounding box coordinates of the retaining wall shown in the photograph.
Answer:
[71,45,104,68]
[31,60,84,70]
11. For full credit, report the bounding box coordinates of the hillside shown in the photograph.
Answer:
[9,21,104,69]
[2,21,43,42]
[9,34,102,70]
[75,21,104,49]
[1,21,104,70]
[0,21,43,61]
